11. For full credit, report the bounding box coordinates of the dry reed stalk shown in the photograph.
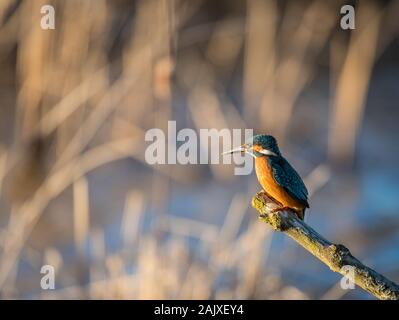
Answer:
[188,85,236,180]
[157,214,219,243]
[0,147,7,195]
[0,136,140,289]
[121,190,144,248]
[73,176,90,255]
[243,0,277,124]
[259,1,337,142]
[329,2,383,165]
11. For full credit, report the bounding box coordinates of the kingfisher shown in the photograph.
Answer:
[224,134,309,220]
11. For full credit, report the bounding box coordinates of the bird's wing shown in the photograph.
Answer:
[269,157,309,208]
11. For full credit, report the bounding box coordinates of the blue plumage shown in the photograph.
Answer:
[251,135,281,156]
[268,156,309,208]
[250,134,309,208]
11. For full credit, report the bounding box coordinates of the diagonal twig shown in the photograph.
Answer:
[252,191,399,300]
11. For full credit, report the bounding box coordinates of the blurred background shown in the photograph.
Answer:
[0,0,398,299]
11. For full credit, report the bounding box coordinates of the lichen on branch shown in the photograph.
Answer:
[251,191,399,300]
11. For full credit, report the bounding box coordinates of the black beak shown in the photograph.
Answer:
[221,144,247,155]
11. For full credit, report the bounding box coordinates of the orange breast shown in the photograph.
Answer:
[255,157,305,211]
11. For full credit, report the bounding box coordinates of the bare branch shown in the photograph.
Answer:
[252,191,399,300]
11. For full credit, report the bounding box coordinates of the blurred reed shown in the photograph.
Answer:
[0,0,397,299]
[329,1,383,165]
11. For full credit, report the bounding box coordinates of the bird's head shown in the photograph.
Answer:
[223,134,281,158]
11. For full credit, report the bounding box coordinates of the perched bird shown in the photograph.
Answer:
[224,134,309,220]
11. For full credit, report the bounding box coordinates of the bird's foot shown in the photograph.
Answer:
[270,206,301,218]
